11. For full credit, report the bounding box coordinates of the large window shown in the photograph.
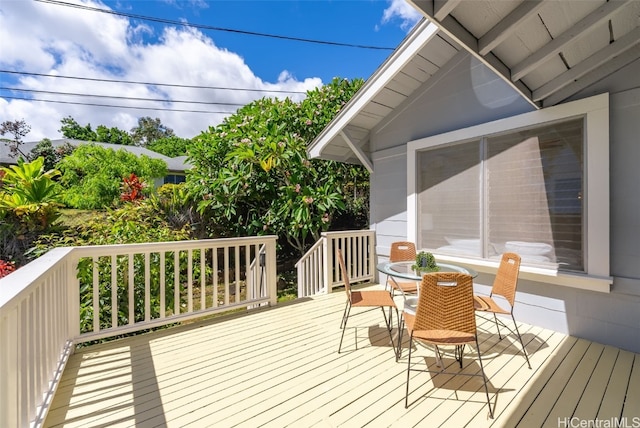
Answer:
[407,93,610,290]
[417,119,583,271]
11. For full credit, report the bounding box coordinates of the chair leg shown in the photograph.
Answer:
[493,312,502,339]
[405,333,414,408]
[474,337,494,419]
[454,344,466,368]
[511,314,531,369]
[338,304,351,353]
[340,301,350,329]
[381,307,398,359]
[396,316,405,361]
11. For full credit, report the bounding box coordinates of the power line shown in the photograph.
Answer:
[34,0,396,51]
[3,95,235,114]
[0,70,308,94]
[1,87,247,106]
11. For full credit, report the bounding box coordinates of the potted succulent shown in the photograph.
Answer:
[412,251,439,274]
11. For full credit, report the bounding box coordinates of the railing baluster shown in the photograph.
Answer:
[244,245,250,300]
[224,246,230,306]
[1,235,284,427]
[213,247,218,307]
[160,252,166,319]
[201,248,207,311]
[187,249,193,313]
[111,256,117,328]
[128,254,134,325]
[93,257,99,333]
[174,251,180,315]
[235,246,241,304]
[145,252,150,322]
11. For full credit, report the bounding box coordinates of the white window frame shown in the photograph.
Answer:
[407,93,612,293]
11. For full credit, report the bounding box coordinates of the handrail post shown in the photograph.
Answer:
[68,252,81,342]
[322,232,331,294]
[266,237,278,305]
[320,232,333,294]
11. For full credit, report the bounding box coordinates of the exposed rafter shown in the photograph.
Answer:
[543,45,640,107]
[433,0,461,21]
[478,0,547,56]
[533,27,640,102]
[510,0,633,81]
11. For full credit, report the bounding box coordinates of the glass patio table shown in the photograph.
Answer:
[377,260,478,283]
[377,259,477,303]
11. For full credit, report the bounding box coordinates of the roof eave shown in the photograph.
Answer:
[307,18,440,162]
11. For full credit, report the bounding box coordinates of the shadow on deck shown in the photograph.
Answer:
[45,285,640,427]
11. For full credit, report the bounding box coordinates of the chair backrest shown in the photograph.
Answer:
[414,272,476,335]
[491,252,521,307]
[337,249,352,301]
[390,241,416,262]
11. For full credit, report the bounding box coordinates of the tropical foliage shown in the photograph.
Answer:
[0,157,61,232]
[146,136,191,157]
[57,144,167,209]
[188,77,368,256]
[0,157,62,266]
[0,259,15,278]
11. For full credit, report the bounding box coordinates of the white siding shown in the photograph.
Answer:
[369,52,533,258]
[369,54,640,352]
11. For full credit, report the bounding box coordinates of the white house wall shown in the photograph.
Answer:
[370,52,532,258]
[370,53,640,352]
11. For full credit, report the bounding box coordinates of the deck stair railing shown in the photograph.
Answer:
[0,235,277,428]
[296,230,376,297]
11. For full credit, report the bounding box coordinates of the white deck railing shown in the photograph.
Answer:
[296,230,376,297]
[0,236,277,428]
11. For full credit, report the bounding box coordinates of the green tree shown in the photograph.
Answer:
[147,136,191,157]
[131,117,174,146]
[28,138,75,171]
[60,116,134,145]
[95,125,134,145]
[187,77,368,256]
[57,144,167,209]
[59,116,96,141]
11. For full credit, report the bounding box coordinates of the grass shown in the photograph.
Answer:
[59,208,103,228]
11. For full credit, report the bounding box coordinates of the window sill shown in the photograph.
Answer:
[432,253,612,293]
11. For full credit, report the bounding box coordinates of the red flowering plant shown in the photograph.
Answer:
[120,173,147,203]
[0,259,16,279]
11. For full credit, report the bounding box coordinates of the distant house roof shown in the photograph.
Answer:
[0,138,191,173]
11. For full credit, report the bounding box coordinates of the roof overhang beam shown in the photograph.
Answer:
[534,27,640,103]
[478,0,547,56]
[511,0,633,82]
[341,130,373,173]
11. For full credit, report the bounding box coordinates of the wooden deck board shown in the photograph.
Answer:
[44,285,640,428]
[621,355,640,419]
[573,345,624,420]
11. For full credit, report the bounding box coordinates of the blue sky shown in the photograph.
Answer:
[0,0,422,140]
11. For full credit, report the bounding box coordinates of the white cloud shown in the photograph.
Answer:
[381,0,423,31]
[0,0,321,141]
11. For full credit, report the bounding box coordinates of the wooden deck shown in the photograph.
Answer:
[45,284,640,428]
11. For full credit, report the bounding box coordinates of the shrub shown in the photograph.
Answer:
[0,259,16,278]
